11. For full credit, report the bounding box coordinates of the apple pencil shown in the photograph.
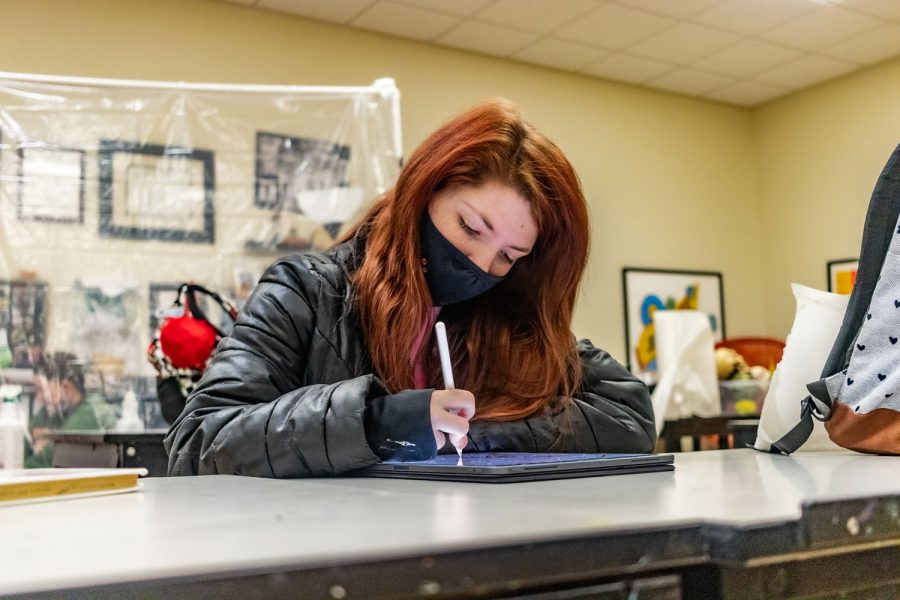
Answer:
[434,321,463,463]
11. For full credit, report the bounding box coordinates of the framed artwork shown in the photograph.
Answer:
[0,280,48,368]
[98,140,215,244]
[16,144,86,223]
[827,258,858,295]
[254,131,351,214]
[622,268,726,383]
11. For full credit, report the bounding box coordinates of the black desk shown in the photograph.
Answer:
[45,430,168,476]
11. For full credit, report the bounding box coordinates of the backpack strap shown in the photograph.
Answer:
[770,381,833,454]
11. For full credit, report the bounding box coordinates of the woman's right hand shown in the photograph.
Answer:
[430,389,475,451]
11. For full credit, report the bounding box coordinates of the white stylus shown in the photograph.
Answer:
[434,321,463,463]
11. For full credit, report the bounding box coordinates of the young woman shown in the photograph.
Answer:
[165,100,656,477]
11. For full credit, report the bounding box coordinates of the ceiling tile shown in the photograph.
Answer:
[476,0,599,35]
[820,22,900,65]
[581,52,672,83]
[703,80,789,106]
[436,20,538,57]
[628,22,740,65]
[229,0,896,109]
[645,67,735,95]
[692,0,815,35]
[513,38,610,71]
[351,1,460,41]
[256,0,375,23]
[752,53,858,89]
[614,0,722,20]
[556,4,675,49]
[760,4,882,51]
[838,0,900,21]
[392,0,495,17]
[695,39,800,76]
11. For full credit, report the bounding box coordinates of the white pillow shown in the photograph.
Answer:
[754,284,848,452]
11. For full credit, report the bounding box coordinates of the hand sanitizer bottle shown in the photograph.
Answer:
[0,386,25,469]
[116,389,145,432]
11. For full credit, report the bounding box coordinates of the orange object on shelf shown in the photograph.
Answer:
[715,337,785,370]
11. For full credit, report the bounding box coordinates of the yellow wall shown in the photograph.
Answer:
[754,57,900,336]
[0,0,769,363]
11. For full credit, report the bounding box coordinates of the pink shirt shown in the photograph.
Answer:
[410,306,442,389]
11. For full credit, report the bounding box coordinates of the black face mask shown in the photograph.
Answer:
[420,212,504,306]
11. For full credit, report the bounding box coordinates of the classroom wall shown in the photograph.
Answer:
[753,56,900,337]
[0,0,767,364]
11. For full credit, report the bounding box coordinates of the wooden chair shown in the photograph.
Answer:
[659,415,760,452]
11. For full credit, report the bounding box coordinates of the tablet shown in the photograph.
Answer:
[352,452,675,483]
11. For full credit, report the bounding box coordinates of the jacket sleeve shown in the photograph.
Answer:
[465,339,657,454]
[164,260,416,477]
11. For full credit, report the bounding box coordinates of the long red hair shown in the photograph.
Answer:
[344,99,589,421]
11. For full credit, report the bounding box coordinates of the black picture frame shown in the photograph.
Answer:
[622,267,726,382]
[98,139,215,244]
[16,143,86,224]
[254,131,351,212]
[826,258,858,294]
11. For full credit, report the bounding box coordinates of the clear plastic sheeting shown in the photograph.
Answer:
[0,72,402,454]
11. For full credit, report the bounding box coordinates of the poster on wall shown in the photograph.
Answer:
[98,140,216,244]
[0,280,48,368]
[622,267,725,384]
[827,258,858,295]
[71,281,142,376]
[254,131,361,240]
[254,131,351,209]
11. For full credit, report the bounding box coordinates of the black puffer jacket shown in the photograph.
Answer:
[165,241,656,477]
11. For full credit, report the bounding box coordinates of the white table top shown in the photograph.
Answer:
[2,449,898,595]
